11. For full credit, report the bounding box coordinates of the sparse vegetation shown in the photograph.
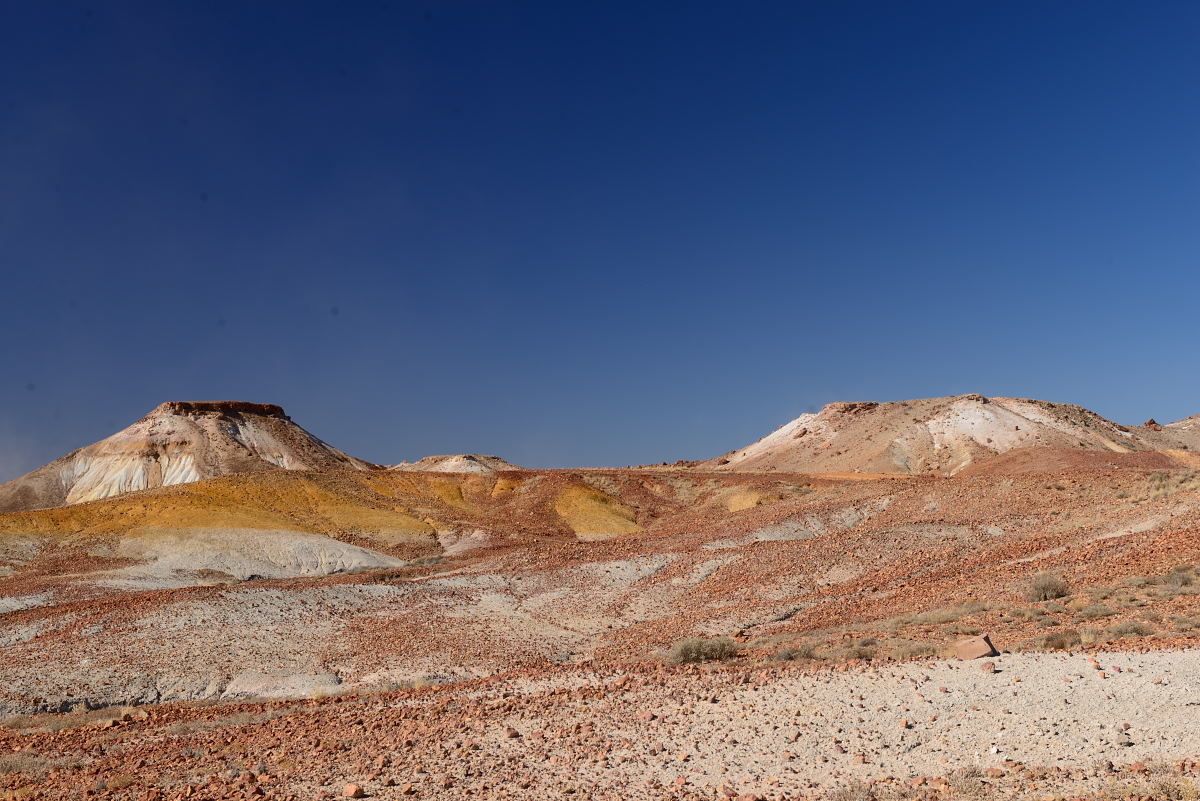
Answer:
[829,780,875,801]
[0,705,146,735]
[889,642,936,660]
[1165,566,1195,588]
[163,707,304,736]
[946,765,987,799]
[1027,572,1070,601]
[1102,777,1200,801]
[773,642,816,661]
[1147,470,1200,499]
[1079,603,1117,620]
[1105,620,1155,640]
[667,636,737,664]
[1013,606,1048,621]
[906,602,989,626]
[1041,628,1081,650]
[909,608,961,625]
[1150,777,1200,800]
[0,752,83,776]
[843,645,876,661]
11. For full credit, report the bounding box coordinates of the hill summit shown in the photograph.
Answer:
[0,400,374,512]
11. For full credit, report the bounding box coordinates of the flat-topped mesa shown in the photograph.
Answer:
[150,401,290,420]
[704,393,1200,476]
[0,400,375,513]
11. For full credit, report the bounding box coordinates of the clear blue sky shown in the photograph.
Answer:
[2,1,1198,479]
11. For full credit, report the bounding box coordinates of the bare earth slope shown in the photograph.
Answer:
[391,454,523,473]
[705,394,1200,475]
[4,397,1200,799]
[4,464,1200,714]
[2,460,1200,798]
[0,401,376,513]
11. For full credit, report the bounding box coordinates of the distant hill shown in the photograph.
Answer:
[390,454,523,473]
[0,401,375,512]
[702,394,1200,475]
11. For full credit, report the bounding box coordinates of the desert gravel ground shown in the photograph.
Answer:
[6,649,1200,800]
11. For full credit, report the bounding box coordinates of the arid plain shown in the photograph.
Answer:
[2,395,1200,800]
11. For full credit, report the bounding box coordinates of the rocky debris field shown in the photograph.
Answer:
[2,465,1200,717]
[3,650,1200,800]
[1,450,1200,799]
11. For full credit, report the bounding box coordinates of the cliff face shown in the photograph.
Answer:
[0,401,376,512]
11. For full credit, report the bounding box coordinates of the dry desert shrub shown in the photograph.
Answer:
[843,644,876,661]
[1114,593,1148,608]
[1105,620,1154,640]
[1013,606,1048,621]
[0,715,37,732]
[1151,777,1200,800]
[369,675,447,693]
[946,765,987,799]
[773,642,816,661]
[667,636,736,664]
[1026,572,1070,601]
[910,607,960,625]
[2,705,143,735]
[0,751,83,776]
[828,780,875,801]
[902,604,988,628]
[1079,603,1116,620]
[1148,470,1200,499]
[0,751,52,775]
[1104,777,1200,801]
[1165,566,1195,588]
[1041,628,1081,650]
[889,642,936,660]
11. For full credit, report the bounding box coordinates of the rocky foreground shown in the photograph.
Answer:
[4,649,1200,800]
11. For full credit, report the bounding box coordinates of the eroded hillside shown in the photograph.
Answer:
[3,465,1200,719]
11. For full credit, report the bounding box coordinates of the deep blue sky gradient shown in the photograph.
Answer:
[2,1,1198,478]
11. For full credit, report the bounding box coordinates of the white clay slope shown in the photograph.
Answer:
[391,454,522,473]
[709,394,1200,476]
[0,401,376,512]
